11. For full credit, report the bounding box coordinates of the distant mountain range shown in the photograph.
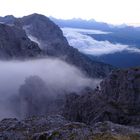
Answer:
[50,17,140,32]
[50,17,113,31]
[50,17,140,68]
[0,14,113,78]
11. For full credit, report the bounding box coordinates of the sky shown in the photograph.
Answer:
[0,0,140,26]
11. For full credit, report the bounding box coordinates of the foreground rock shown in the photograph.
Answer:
[0,115,140,140]
[64,67,140,125]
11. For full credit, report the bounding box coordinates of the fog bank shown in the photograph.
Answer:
[0,58,100,119]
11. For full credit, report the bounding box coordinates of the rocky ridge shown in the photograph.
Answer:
[64,67,140,126]
[0,23,42,59]
[20,14,114,78]
[0,115,140,140]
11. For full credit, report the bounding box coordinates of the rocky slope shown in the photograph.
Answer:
[0,14,114,78]
[0,67,139,140]
[0,23,42,59]
[20,14,114,78]
[64,67,140,125]
[0,115,140,140]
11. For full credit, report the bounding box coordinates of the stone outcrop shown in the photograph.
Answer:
[0,115,140,140]
[64,67,140,125]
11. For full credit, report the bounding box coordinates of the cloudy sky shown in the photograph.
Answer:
[0,0,140,25]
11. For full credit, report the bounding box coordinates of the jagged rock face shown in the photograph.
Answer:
[20,14,114,78]
[0,14,114,78]
[20,14,74,58]
[0,115,140,140]
[0,24,42,59]
[64,67,140,125]
[21,14,69,48]
[100,67,140,113]
[0,15,17,25]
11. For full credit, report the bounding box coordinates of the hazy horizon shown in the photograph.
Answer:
[0,0,140,27]
[1,13,140,28]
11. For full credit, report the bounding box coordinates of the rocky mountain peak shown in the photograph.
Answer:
[0,14,114,78]
[21,13,68,45]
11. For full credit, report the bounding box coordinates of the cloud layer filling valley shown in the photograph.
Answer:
[62,27,140,56]
[0,58,100,119]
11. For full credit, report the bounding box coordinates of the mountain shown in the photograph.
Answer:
[0,67,140,140]
[0,23,42,59]
[89,27,140,47]
[50,17,140,48]
[50,17,112,31]
[20,14,114,77]
[51,18,140,68]
[0,15,22,28]
[0,14,140,140]
[0,14,114,78]
[40,16,139,46]
[0,15,17,25]
[64,67,140,125]
[50,17,139,32]
[0,67,139,139]
[89,52,140,68]
[20,14,72,56]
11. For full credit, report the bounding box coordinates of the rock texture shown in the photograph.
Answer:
[0,14,114,78]
[20,14,69,52]
[0,15,19,25]
[0,115,140,140]
[20,13,114,78]
[0,23,42,59]
[64,67,140,125]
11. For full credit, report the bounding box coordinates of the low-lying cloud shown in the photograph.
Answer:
[62,27,110,35]
[62,27,140,56]
[0,58,100,120]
